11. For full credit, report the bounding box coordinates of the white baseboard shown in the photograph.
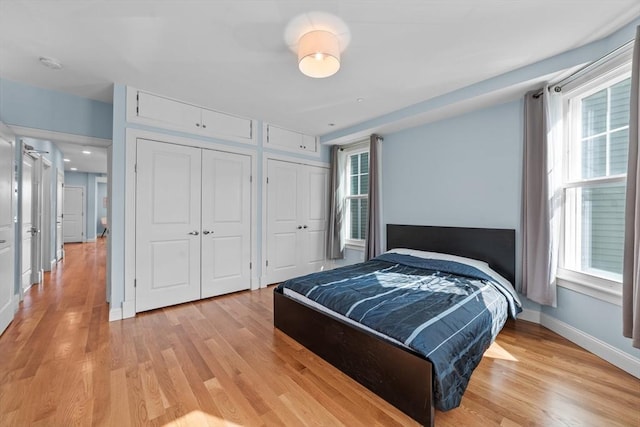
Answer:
[13,296,19,313]
[122,300,135,319]
[517,308,541,324]
[538,313,640,378]
[108,307,122,321]
[86,237,96,243]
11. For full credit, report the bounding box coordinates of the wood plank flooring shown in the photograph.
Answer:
[0,239,638,426]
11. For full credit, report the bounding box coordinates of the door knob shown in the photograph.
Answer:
[203,230,212,235]
[188,231,199,236]
[297,226,302,229]
[303,225,308,229]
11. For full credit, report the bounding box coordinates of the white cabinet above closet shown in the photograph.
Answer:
[263,123,318,155]
[126,87,255,144]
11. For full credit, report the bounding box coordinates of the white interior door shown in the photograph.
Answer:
[135,139,202,312]
[21,154,36,291]
[0,135,14,335]
[41,160,52,271]
[265,159,302,284]
[63,186,84,243]
[56,170,64,260]
[301,165,329,274]
[201,150,251,298]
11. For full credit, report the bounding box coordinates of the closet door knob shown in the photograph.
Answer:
[203,230,212,235]
[303,225,308,229]
[297,226,302,230]
[188,231,199,236]
[195,123,200,127]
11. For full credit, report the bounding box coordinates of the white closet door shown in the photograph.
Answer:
[135,139,202,312]
[0,136,14,335]
[201,150,251,298]
[266,159,302,284]
[300,165,329,275]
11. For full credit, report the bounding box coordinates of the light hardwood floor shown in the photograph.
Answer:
[0,239,638,426]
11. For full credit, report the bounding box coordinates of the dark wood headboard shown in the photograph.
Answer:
[386,224,516,286]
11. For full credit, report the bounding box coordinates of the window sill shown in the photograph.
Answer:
[556,268,622,306]
[345,242,365,251]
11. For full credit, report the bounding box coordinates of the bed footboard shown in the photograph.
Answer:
[273,287,434,427]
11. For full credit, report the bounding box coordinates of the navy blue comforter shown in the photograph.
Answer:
[278,253,522,411]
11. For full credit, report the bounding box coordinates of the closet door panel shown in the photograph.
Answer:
[201,150,251,298]
[135,139,202,312]
[266,159,302,283]
[301,165,329,274]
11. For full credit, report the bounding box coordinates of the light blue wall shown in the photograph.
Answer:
[0,78,113,139]
[65,171,105,241]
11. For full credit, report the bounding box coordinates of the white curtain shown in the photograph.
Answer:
[623,26,640,349]
[521,87,562,307]
[327,145,345,259]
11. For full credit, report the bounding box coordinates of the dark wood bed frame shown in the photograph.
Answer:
[273,224,516,427]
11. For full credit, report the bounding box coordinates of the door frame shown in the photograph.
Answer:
[20,149,38,294]
[120,128,258,319]
[261,153,329,287]
[0,124,16,335]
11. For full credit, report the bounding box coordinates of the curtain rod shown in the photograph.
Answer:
[533,38,634,98]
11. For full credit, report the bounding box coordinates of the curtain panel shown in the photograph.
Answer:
[364,134,383,261]
[623,26,640,349]
[521,88,562,307]
[327,145,345,260]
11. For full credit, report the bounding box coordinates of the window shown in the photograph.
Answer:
[344,148,369,246]
[562,67,631,285]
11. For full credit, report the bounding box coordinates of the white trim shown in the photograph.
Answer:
[517,308,542,324]
[122,300,135,319]
[539,312,640,378]
[108,307,123,322]
[557,268,622,306]
[262,122,320,157]
[123,127,259,315]
[7,125,111,147]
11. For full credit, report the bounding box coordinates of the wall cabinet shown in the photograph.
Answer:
[127,88,255,144]
[264,123,318,154]
[264,159,328,284]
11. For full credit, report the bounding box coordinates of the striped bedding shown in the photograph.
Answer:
[277,251,522,411]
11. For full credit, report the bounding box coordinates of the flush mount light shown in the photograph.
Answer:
[63,158,70,162]
[82,150,91,155]
[39,56,63,70]
[298,30,340,78]
[285,12,350,79]
[70,167,78,171]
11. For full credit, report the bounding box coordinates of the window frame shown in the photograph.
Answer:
[557,60,632,305]
[342,143,369,248]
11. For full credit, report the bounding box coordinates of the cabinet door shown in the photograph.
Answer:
[201,150,251,298]
[301,134,317,152]
[201,109,252,141]
[266,125,303,151]
[266,159,302,284]
[135,139,202,312]
[300,165,329,274]
[137,91,202,132]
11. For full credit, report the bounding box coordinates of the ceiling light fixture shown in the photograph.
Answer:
[70,167,78,171]
[63,158,70,162]
[82,149,91,155]
[298,30,340,78]
[39,56,63,70]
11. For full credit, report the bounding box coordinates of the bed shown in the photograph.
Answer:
[273,224,519,426]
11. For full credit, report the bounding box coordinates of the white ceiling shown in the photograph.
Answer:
[1,0,640,172]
